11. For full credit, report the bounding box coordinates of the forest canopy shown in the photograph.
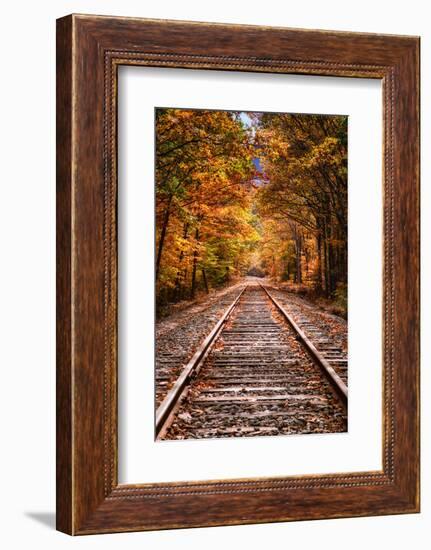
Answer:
[155,108,348,314]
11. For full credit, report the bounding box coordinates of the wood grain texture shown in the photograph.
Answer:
[56,14,420,535]
[56,15,73,535]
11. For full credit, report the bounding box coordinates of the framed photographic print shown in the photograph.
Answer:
[56,14,420,534]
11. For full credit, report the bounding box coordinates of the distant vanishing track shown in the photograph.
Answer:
[156,283,347,440]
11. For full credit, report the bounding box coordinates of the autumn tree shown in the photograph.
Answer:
[155,109,258,308]
[255,113,347,298]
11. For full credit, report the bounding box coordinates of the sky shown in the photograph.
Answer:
[253,157,263,173]
[239,112,253,128]
[238,112,264,178]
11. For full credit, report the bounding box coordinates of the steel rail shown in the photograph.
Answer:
[155,285,248,439]
[260,284,348,408]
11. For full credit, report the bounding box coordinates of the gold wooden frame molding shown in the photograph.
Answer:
[56,14,420,534]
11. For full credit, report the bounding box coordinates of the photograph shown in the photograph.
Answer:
[155,107,348,441]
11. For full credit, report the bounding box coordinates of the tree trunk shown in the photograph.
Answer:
[225,266,230,284]
[316,231,323,292]
[323,219,333,297]
[155,195,172,281]
[295,230,302,284]
[182,268,188,300]
[191,227,200,298]
[174,222,189,299]
[201,268,209,294]
[323,221,330,297]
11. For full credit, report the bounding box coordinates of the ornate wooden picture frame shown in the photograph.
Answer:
[56,14,420,534]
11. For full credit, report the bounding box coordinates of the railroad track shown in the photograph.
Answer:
[263,286,348,386]
[155,283,348,440]
[155,289,246,408]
